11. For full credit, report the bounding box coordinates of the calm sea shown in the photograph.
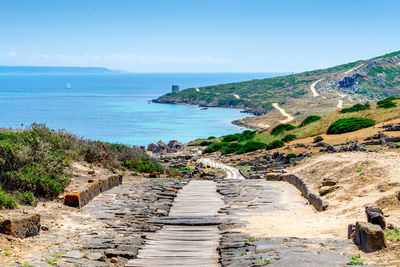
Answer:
[0,73,283,146]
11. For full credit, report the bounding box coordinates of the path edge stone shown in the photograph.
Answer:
[266,173,328,211]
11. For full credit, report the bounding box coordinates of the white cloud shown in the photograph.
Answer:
[7,50,18,57]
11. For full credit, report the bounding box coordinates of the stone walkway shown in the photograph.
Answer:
[126,180,225,267]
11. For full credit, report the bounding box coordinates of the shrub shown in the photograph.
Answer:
[240,130,257,141]
[199,140,213,146]
[15,191,38,206]
[299,115,321,127]
[340,103,370,113]
[178,167,193,172]
[222,133,242,142]
[204,142,229,153]
[222,143,243,155]
[265,140,285,150]
[0,188,18,209]
[377,97,397,109]
[313,136,324,143]
[124,157,164,174]
[285,153,297,164]
[281,134,297,143]
[271,124,296,136]
[327,117,376,134]
[207,136,216,140]
[235,141,266,154]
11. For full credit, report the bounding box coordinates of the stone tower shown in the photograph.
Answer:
[172,85,180,93]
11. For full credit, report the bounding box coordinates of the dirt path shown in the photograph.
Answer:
[126,180,224,267]
[310,78,324,97]
[233,93,240,99]
[198,158,244,179]
[337,99,344,108]
[272,103,294,123]
[344,63,365,75]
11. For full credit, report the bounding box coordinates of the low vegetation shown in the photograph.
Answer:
[0,123,167,209]
[204,142,229,153]
[377,96,398,109]
[281,134,297,143]
[235,141,266,154]
[327,117,376,134]
[340,103,370,114]
[271,124,296,136]
[299,115,321,127]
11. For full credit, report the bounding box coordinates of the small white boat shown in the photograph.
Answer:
[66,82,71,89]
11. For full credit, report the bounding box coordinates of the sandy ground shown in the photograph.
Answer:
[239,181,354,240]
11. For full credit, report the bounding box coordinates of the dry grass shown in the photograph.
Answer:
[254,100,400,144]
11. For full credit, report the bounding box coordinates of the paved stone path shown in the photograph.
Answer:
[126,180,225,267]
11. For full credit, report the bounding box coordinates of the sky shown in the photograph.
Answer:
[0,0,399,72]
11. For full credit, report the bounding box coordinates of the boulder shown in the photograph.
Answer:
[319,186,338,196]
[322,178,337,186]
[353,222,386,252]
[365,206,386,229]
[0,213,41,238]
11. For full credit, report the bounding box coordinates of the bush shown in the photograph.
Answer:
[285,153,297,164]
[207,136,216,140]
[265,140,285,150]
[235,141,266,154]
[178,167,193,172]
[204,142,230,153]
[240,130,257,141]
[222,143,243,155]
[124,157,164,174]
[222,130,256,143]
[222,133,242,142]
[327,117,376,134]
[271,124,296,136]
[377,97,398,109]
[340,103,370,113]
[0,188,18,209]
[15,191,38,206]
[199,140,213,146]
[313,136,324,143]
[299,115,321,127]
[281,134,297,143]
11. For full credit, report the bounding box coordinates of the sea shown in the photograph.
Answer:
[0,73,284,146]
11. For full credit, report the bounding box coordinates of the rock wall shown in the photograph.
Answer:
[64,174,123,208]
[0,213,41,238]
[266,173,328,211]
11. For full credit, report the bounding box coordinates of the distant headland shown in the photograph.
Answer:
[0,66,124,74]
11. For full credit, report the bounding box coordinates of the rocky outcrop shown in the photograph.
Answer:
[266,173,328,211]
[147,140,187,154]
[353,222,386,252]
[338,73,364,89]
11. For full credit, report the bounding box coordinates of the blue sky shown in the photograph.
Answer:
[0,0,399,72]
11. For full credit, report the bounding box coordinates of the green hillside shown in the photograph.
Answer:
[154,51,400,117]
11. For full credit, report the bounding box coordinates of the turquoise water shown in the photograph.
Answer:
[0,73,283,145]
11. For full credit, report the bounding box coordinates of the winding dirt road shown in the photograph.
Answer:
[272,103,294,123]
[310,78,324,97]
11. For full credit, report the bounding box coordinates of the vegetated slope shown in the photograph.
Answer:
[0,123,168,208]
[193,98,400,155]
[155,51,400,124]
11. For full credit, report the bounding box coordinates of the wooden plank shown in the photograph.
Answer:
[126,180,224,267]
